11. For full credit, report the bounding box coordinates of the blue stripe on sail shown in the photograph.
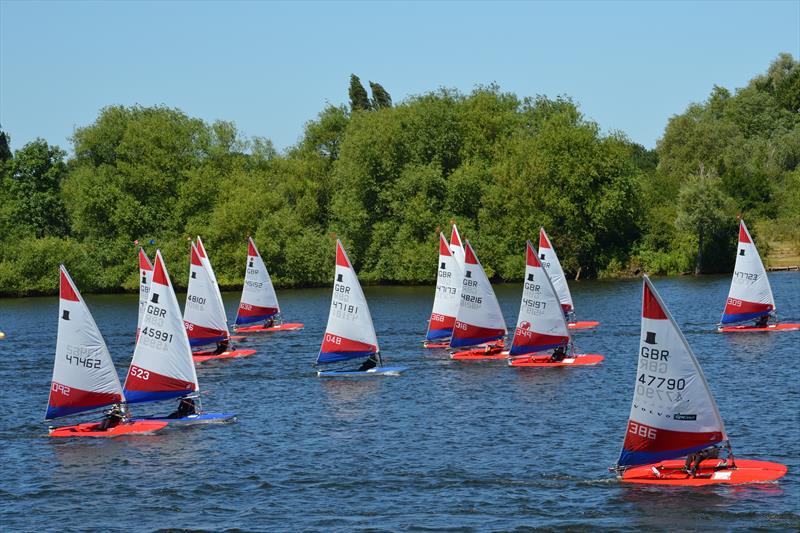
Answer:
[617,441,725,468]
[317,350,376,364]
[721,310,770,324]
[123,389,188,404]
[46,402,117,420]
[449,334,504,348]
[508,341,562,356]
[425,328,452,341]
[188,335,226,347]
[235,312,278,326]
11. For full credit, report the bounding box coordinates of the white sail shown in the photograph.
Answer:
[124,250,199,404]
[508,241,570,356]
[235,237,280,325]
[450,240,507,348]
[538,227,575,314]
[196,236,228,324]
[450,224,466,271]
[184,241,230,346]
[720,220,775,324]
[617,276,726,468]
[317,239,379,364]
[137,248,154,338]
[426,232,464,341]
[46,266,124,419]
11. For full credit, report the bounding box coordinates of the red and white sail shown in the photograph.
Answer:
[538,228,574,314]
[508,241,570,356]
[450,224,466,271]
[184,242,230,346]
[317,240,379,364]
[235,237,280,326]
[450,240,507,348]
[124,250,199,404]
[136,248,154,338]
[425,232,464,341]
[196,236,228,320]
[46,266,124,420]
[720,220,775,324]
[617,276,726,468]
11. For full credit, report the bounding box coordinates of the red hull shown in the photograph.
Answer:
[451,347,508,360]
[192,349,257,363]
[620,458,787,485]
[568,321,600,330]
[718,323,800,333]
[509,353,604,367]
[424,341,450,349]
[49,420,167,437]
[234,323,305,333]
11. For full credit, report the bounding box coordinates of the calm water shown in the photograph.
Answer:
[1,274,798,531]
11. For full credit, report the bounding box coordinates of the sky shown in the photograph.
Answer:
[1,0,798,154]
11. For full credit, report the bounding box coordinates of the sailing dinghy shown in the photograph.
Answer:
[127,250,236,425]
[538,228,599,330]
[316,239,406,377]
[47,266,167,437]
[233,237,304,334]
[612,276,787,485]
[136,247,154,341]
[718,220,799,332]
[449,240,508,359]
[184,240,255,362]
[424,232,464,349]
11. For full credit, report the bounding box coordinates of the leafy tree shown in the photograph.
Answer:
[348,74,371,111]
[369,81,392,109]
[0,126,11,162]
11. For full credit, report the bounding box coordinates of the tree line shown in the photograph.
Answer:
[0,56,798,296]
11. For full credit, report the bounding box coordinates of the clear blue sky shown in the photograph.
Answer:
[1,0,798,153]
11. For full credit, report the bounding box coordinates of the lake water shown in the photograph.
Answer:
[1,273,798,531]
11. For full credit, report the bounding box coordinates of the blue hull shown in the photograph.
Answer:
[134,413,237,425]
[317,366,407,378]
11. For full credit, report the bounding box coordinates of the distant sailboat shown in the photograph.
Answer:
[424,232,463,349]
[612,276,786,484]
[184,240,256,362]
[126,250,236,424]
[449,240,507,357]
[316,239,406,377]
[47,266,167,437]
[233,237,304,334]
[538,228,599,330]
[718,220,799,332]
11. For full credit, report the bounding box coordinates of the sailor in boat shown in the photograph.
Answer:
[167,397,198,418]
[357,353,379,372]
[97,404,129,431]
[681,444,735,477]
[262,316,276,329]
[213,339,230,355]
[754,314,771,328]
[550,344,568,362]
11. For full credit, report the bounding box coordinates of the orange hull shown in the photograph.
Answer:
[568,321,600,330]
[620,458,787,485]
[509,353,604,367]
[192,349,257,363]
[49,420,167,437]
[718,323,800,333]
[235,323,304,333]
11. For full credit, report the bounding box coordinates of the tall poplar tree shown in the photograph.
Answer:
[349,74,371,111]
[369,82,392,109]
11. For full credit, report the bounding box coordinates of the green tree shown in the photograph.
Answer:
[369,81,392,109]
[0,126,11,162]
[348,74,371,111]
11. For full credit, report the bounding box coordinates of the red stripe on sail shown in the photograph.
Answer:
[512,328,568,349]
[125,366,195,394]
[238,303,279,318]
[452,322,505,342]
[642,281,667,319]
[196,238,207,258]
[152,253,169,286]
[185,321,227,341]
[738,221,751,244]
[247,238,258,257]
[336,241,350,267]
[450,225,461,246]
[526,241,541,267]
[429,313,456,330]
[464,242,478,265]
[538,228,551,249]
[138,248,153,271]
[60,269,80,302]
[190,243,202,266]
[723,298,773,316]
[561,303,574,312]
[321,333,376,354]
[49,382,122,410]
[439,233,451,256]
[622,419,723,454]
